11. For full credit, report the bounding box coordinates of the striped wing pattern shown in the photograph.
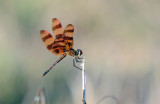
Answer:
[40,30,54,53]
[52,18,66,55]
[40,18,74,55]
[52,18,63,37]
[64,24,74,50]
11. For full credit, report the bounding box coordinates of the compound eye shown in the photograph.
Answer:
[79,50,82,56]
[77,49,82,56]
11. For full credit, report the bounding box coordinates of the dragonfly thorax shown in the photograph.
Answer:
[67,49,82,57]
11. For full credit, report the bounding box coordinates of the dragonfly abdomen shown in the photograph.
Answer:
[41,53,67,77]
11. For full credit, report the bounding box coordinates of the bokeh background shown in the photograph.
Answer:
[0,0,160,104]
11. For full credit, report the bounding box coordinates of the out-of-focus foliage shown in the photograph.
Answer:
[0,0,160,104]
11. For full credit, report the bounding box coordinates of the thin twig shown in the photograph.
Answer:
[33,88,47,104]
[96,95,119,104]
[80,57,87,104]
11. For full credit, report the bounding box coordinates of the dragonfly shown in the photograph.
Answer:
[40,18,83,77]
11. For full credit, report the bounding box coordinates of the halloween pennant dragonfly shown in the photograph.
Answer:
[40,18,83,77]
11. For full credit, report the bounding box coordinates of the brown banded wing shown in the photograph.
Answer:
[64,24,74,50]
[40,30,55,53]
[52,18,66,55]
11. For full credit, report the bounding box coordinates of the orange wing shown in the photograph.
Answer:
[41,18,74,55]
[52,18,66,55]
[52,18,64,39]
[64,24,74,50]
[40,30,55,53]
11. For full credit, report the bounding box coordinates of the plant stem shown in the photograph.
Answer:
[80,57,87,104]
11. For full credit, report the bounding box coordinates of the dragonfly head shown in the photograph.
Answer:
[76,49,83,57]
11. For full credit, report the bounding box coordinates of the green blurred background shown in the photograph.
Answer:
[0,0,160,104]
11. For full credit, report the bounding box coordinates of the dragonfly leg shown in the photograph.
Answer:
[73,58,82,70]
[78,57,83,59]
[75,57,83,63]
